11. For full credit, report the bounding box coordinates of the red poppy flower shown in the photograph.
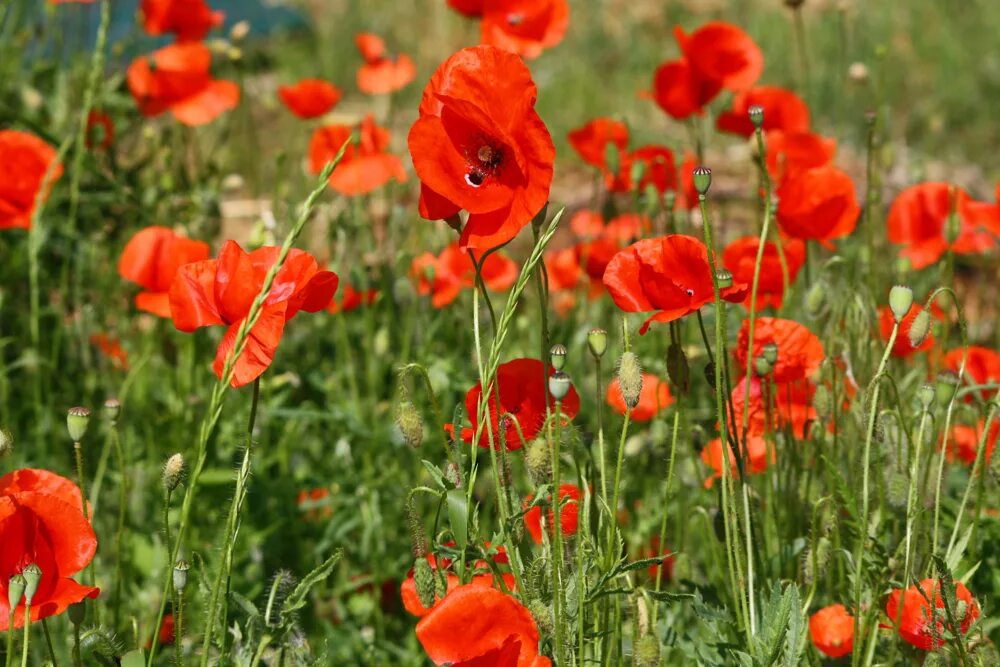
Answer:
[885,578,979,650]
[90,334,129,370]
[948,420,999,466]
[523,484,581,544]
[641,537,675,583]
[943,346,1000,401]
[447,0,484,18]
[118,226,211,318]
[410,241,517,308]
[479,0,569,60]
[731,376,816,439]
[776,166,859,244]
[651,57,721,120]
[722,237,805,311]
[735,317,824,384]
[607,146,681,195]
[569,210,605,238]
[809,604,853,658]
[157,614,176,646]
[85,111,114,150]
[607,373,673,422]
[567,118,629,171]
[544,247,582,292]
[400,545,514,618]
[763,130,836,182]
[355,33,417,95]
[326,284,378,314]
[309,114,407,196]
[603,235,749,334]
[887,183,1000,270]
[168,240,338,388]
[701,435,770,488]
[717,86,810,137]
[460,358,580,450]
[278,79,342,119]
[140,0,223,41]
[0,469,99,631]
[296,487,332,521]
[0,130,63,231]
[877,304,934,357]
[408,46,555,250]
[417,584,550,667]
[127,42,240,126]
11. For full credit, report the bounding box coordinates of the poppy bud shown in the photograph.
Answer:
[7,574,25,609]
[67,406,91,443]
[433,568,447,600]
[162,453,185,492]
[103,398,121,424]
[715,269,733,289]
[529,599,553,636]
[173,560,190,592]
[754,355,772,377]
[692,166,712,196]
[666,342,690,395]
[405,496,428,558]
[703,361,716,389]
[813,385,832,421]
[68,601,86,626]
[917,384,935,412]
[604,142,621,182]
[549,344,567,371]
[908,309,931,349]
[762,342,778,365]
[802,536,830,586]
[634,634,661,667]
[748,104,765,130]
[230,20,251,42]
[888,285,914,322]
[525,438,551,485]
[587,328,608,359]
[617,352,643,409]
[804,280,826,317]
[0,428,11,458]
[413,557,436,609]
[887,471,908,508]
[548,371,572,401]
[22,564,41,604]
[936,371,960,405]
[396,400,424,449]
[629,160,647,192]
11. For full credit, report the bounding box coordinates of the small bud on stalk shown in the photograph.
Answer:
[549,344,567,371]
[103,398,121,424]
[715,269,733,289]
[908,309,931,349]
[525,438,551,485]
[413,557,436,609]
[396,400,424,449]
[22,564,41,604]
[174,560,190,592]
[548,371,572,401]
[587,328,607,359]
[67,406,91,443]
[935,371,960,406]
[748,104,765,130]
[754,355,772,377]
[888,285,914,322]
[762,342,778,365]
[918,384,935,411]
[617,352,643,409]
[162,453,185,493]
[7,574,25,609]
[68,601,86,626]
[692,166,712,196]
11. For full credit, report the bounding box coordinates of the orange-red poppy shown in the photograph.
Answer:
[447,0,483,18]
[943,346,1000,401]
[168,241,338,388]
[948,420,999,466]
[567,118,629,171]
[400,546,514,618]
[776,166,859,244]
[641,537,675,583]
[410,241,517,308]
[731,376,817,440]
[326,284,378,314]
[763,130,836,181]
[480,0,569,60]
[524,483,581,544]
[127,42,240,126]
[716,86,810,137]
[278,79,342,119]
[145,613,175,648]
[735,317,824,383]
[544,246,583,315]
[809,604,853,659]
[603,235,749,334]
[296,487,332,520]
[85,111,114,150]
[0,469,100,630]
[722,237,805,311]
[355,33,416,95]
[886,183,1000,270]
[90,334,129,370]
[607,145,681,195]
[0,130,63,231]
[409,46,555,250]
[309,114,407,196]
[416,584,550,667]
[701,435,770,488]
[140,0,223,41]
[606,373,673,422]
[118,226,211,318]
[885,578,979,650]
[877,304,934,357]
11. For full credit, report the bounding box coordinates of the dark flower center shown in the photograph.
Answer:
[507,13,524,26]
[465,143,504,189]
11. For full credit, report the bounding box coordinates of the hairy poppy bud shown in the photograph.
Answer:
[548,371,572,401]
[754,355,772,377]
[918,384,935,412]
[935,371,960,405]
[103,398,121,424]
[908,309,931,349]
[812,384,832,421]
[529,599,553,636]
[692,166,712,196]
[634,634,661,667]
[7,574,25,609]
[525,438,551,484]
[804,280,826,317]
[762,342,778,365]
[433,568,447,600]
[162,453,185,492]
[173,560,190,592]
[22,564,41,604]
[748,104,765,130]
[549,344,567,371]
[888,285,914,322]
[413,557,436,609]
[802,536,830,586]
[587,328,607,359]
[887,471,908,508]
[617,352,643,409]
[666,342,690,395]
[67,407,90,443]
[715,269,733,289]
[405,496,428,558]
[68,601,86,626]
[396,400,424,449]
[0,429,11,458]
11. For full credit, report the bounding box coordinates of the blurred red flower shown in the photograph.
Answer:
[776,166,859,244]
[296,487,332,520]
[524,484,581,544]
[447,0,484,18]
[0,469,100,630]
[567,118,629,171]
[763,130,836,182]
[355,33,416,94]
[168,240,338,388]
[480,0,569,59]
[544,247,583,315]
[127,42,239,126]
[943,346,1000,401]
[326,284,378,314]
[85,111,114,150]
[641,537,675,584]
[716,86,810,137]
[885,578,979,650]
[90,334,129,370]
[809,604,853,658]
[410,241,517,308]
[309,115,407,196]
[119,226,211,318]
[722,237,805,311]
[701,435,770,488]
[877,304,934,357]
[948,420,999,466]
[731,376,816,439]
[409,46,554,250]
[606,372,673,422]
[0,130,63,231]
[735,317,824,383]
[278,79,342,119]
[603,235,748,334]
[140,0,223,41]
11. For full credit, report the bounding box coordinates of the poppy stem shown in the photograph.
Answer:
[18,604,29,667]
[945,392,1000,559]
[550,400,567,666]
[652,406,681,627]
[5,612,14,667]
[111,419,128,631]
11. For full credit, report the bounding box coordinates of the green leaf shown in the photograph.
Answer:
[282,550,343,618]
[446,489,469,550]
[420,460,447,489]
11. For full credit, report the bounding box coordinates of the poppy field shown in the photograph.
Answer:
[4,0,1000,665]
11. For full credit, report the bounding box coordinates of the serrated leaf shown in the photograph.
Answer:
[420,460,447,489]
[281,550,343,618]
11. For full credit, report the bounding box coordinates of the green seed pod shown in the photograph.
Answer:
[413,557,436,609]
[692,166,712,196]
[525,438,551,485]
[936,371,960,406]
[888,285,914,322]
[629,160,647,192]
[103,398,121,424]
[666,342,690,395]
[617,352,643,409]
[908,308,932,349]
[549,344,567,371]
[804,280,826,317]
[548,371,572,401]
[529,599,554,636]
[748,104,765,130]
[754,355,772,377]
[7,574,25,609]
[587,328,607,359]
[762,342,778,365]
[68,601,86,626]
[22,564,41,604]
[162,453,185,492]
[173,560,190,593]
[812,384,832,421]
[66,407,91,443]
[715,269,733,289]
[633,634,662,667]
[396,400,424,449]
[918,384,935,412]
